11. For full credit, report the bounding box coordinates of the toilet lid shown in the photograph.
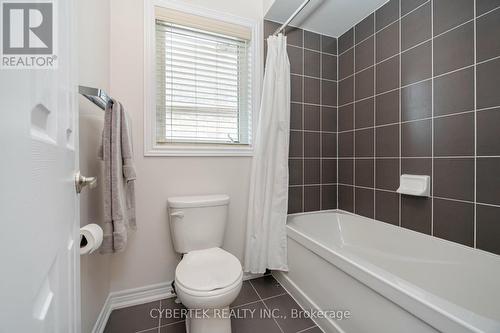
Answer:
[176,247,242,292]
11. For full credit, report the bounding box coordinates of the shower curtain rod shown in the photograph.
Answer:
[273,0,312,36]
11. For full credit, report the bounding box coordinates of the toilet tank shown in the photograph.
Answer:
[167,194,230,253]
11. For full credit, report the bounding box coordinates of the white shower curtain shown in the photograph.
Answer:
[244,34,290,274]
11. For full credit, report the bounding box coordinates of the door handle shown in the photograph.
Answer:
[75,171,97,194]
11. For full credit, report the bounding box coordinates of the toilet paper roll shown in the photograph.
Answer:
[80,224,103,255]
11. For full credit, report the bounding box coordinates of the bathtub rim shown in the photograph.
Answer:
[287,209,500,261]
[272,268,346,333]
[285,209,500,333]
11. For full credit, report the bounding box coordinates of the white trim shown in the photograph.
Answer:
[273,271,344,333]
[143,0,262,157]
[145,144,255,157]
[92,294,112,333]
[92,281,174,333]
[91,274,266,333]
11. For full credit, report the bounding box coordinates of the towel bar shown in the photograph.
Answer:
[79,85,112,110]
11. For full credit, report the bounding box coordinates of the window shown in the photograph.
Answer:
[149,6,257,155]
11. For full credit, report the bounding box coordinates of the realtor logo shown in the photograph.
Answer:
[1,1,57,69]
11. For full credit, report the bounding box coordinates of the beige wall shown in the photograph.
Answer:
[107,0,264,292]
[78,0,111,332]
[179,0,264,19]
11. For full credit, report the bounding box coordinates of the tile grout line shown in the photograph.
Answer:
[291,101,338,109]
[335,184,487,207]
[336,155,500,159]
[157,299,162,332]
[301,29,305,213]
[476,53,500,66]
[134,327,160,333]
[333,2,499,59]
[353,23,356,214]
[158,298,186,330]
[248,278,264,300]
[291,129,336,134]
[433,195,478,206]
[477,4,500,19]
[433,62,474,78]
[325,4,500,245]
[399,37,431,60]
[296,324,320,333]
[473,201,500,209]
[248,280,285,333]
[286,3,500,234]
[337,30,500,90]
[289,157,337,161]
[373,10,377,219]
[290,183,340,187]
[339,0,477,59]
[473,0,478,248]
[319,30,323,210]
[232,292,289,309]
[334,108,478,134]
[157,320,187,331]
[291,72,338,83]
[430,0,435,236]
[398,0,403,227]
[339,54,474,90]
[337,0,430,58]
[287,43,337,58]
[337,36,340,210]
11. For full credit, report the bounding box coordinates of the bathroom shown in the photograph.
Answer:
[1,0,499,332]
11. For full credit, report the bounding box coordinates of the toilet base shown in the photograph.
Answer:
[185,307,232,333]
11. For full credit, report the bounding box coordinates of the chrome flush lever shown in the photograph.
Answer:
[75,171,97,194]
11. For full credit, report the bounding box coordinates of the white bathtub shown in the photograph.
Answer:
[273,210,500,333]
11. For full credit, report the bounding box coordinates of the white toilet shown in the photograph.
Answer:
[167,194,243,333]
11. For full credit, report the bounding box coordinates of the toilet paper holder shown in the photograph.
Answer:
[80,224,103,255]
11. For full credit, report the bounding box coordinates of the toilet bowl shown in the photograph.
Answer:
[167,195,242,333]
[175,247,243,333]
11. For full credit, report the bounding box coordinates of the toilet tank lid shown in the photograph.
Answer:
[167,194,230,208]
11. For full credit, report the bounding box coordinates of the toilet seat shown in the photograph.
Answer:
[175,247,243,297]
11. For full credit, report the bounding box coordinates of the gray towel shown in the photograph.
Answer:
[98,100,136,253]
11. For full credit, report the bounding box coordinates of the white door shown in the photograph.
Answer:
[0,0,80,332]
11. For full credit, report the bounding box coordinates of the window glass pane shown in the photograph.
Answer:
[155,20,252,145]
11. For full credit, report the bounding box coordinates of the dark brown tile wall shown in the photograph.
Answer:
[337,0,500,256]
[264,21,338,214]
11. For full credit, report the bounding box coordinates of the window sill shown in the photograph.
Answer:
[144,143,254,157]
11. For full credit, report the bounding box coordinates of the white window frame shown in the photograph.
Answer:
[144,0,262,156]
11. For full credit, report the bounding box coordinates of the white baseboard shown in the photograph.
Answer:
[91,281,174,333]
[91,273,270,333]
[92,293,111,333]
[272,271,344,333]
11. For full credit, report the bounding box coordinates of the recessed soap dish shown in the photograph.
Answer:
[396,174,431,197]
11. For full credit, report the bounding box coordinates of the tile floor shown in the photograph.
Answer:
[104,275,322,333]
